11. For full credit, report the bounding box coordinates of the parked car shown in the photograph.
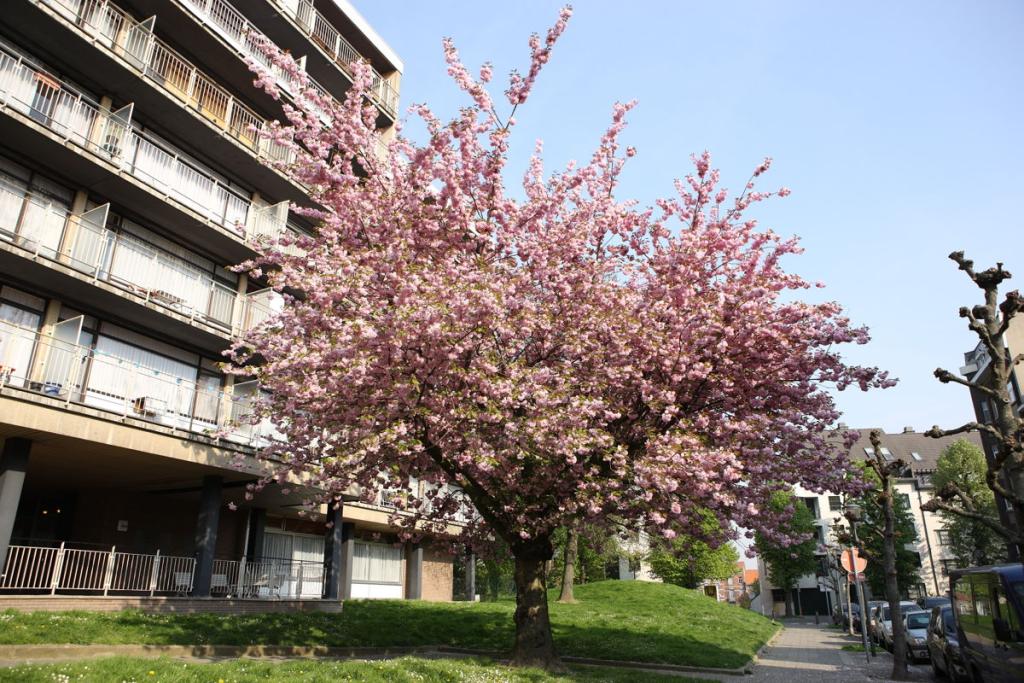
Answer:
[927,605,968,682]
[876,600,919,650]
[919,594,951,611]
[902,609,931,662]
[949,565,1024,683]
[862,599,885,638]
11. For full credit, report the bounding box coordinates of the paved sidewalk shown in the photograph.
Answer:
[714,619,932,682]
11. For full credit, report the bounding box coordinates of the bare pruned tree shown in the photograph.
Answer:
[866,431,911,680]
[925,252,1024,558]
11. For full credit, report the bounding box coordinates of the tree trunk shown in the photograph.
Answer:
[511,540,562,670]
[784,588,794,617]
[558,528,578,603]
[882,481,910,680]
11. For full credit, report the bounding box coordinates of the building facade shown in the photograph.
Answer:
[757,428,983,617]
[0,0,456,608]
[702,562,758,605]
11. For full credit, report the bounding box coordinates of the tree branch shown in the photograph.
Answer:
[921,497,1021,544]
[934,367,1004,402]
[925,422,1002,441]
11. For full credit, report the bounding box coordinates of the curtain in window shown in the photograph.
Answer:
[0,305,40,387]
[130,135,175,191]
[17,196,67,258]
[0,178,27,237]
[0,54,38,117]
[86,335,197,415]
[353,542,402,584]
[50,92,96,147]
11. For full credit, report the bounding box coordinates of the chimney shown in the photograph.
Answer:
[903,426,914,434]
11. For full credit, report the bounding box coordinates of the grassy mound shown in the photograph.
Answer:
[0,580,777,669]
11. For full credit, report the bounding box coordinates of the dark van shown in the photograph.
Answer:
[948,565,1024,682]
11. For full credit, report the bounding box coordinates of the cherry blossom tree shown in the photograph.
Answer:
[233,7,892,669]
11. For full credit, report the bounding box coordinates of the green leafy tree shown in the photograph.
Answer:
[933,440,1006,566]
[756,492,819,616]
[850,463,920,598]
[648,517,740,589]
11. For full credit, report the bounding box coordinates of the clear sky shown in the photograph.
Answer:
[357,0,1024,435]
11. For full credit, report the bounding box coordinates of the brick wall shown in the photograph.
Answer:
[421,546,453,601]
[0,596,342,613]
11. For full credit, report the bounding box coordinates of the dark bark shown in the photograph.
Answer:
[784,588,794,617]
[558,527,578,603]
[870,432,910,680]
[510,539,562,671]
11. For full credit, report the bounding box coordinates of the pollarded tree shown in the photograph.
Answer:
[926,254,1024,558]
[933,440,1006,566]
[233,7,892,670]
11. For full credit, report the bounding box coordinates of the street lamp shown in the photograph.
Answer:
[844,503,873,663]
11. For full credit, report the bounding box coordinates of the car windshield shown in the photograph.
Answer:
[901,604,917,614]
[882,607,891,621]
[942,609,956,633]
[907,613,929,629]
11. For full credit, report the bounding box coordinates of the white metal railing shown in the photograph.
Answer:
[213,556,325,599]
[0,546,324,599]
[37,0,295,166]
[0,181,238,332]
[0,543,195,596]
[239,288,282,334]
[0,320,275,448]
[178,0,392,120]
[273,0,398,116]
[0,42,288,244]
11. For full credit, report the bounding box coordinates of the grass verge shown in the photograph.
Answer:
[0,656,715,682]
[0,581,778,669]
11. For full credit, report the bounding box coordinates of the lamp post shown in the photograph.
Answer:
[845,503,873,664]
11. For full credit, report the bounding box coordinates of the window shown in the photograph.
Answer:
[937,529,951,545]
[880,447,894,461]
[940,559,958,576]
[910,452,923,461]
[864,447,875,457]
[918,474,933,488]
[353,542,402,584]
[828,495,843,512]
[980,400,994,424]
[800,497,819,517]
[897,493,912,510]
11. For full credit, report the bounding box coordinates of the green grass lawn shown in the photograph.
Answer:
[0,581,777,669]
[0,656,715,682]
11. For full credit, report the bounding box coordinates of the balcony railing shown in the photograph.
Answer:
[0,43,288,245]
[0,543,196,595]
[0,544,324,599]
[0,181,242,333]
[177,0,392,120]
[273,0,398,116]
[0,320,275,448]
[36,0,295,166]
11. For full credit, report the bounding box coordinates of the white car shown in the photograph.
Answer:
[901,609,931,662]
[877,600,920,650]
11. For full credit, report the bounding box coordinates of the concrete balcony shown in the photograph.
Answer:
[13,0,309,208]
[0,42,289,265]
[242,0,398,120]
[0,318,275,449]
[0,182,288,352]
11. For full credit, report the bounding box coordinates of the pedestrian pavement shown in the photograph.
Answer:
[705,619,933,682]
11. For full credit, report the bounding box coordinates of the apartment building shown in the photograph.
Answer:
[0,0,456,609]
[757,428,983,617]
[959,317,1024,560]
[701,562,758,605]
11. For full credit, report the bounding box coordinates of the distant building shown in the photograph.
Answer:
[702,562,758,604]
[757,427,983,617]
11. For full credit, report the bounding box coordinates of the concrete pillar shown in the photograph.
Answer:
[192,475,223,597]
[323,504,343,600]
[464,550,476,601]
[405,543,423,600]
[0,438,31,577]
[340,521,355,599]
[246,507,266,561]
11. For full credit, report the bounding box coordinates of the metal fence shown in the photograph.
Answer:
[0,544,196,596]
[0,545,324,599]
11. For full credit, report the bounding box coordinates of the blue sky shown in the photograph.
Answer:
[357,1,1024,435]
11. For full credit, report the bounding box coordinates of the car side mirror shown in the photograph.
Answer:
[993,617,1011,642]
